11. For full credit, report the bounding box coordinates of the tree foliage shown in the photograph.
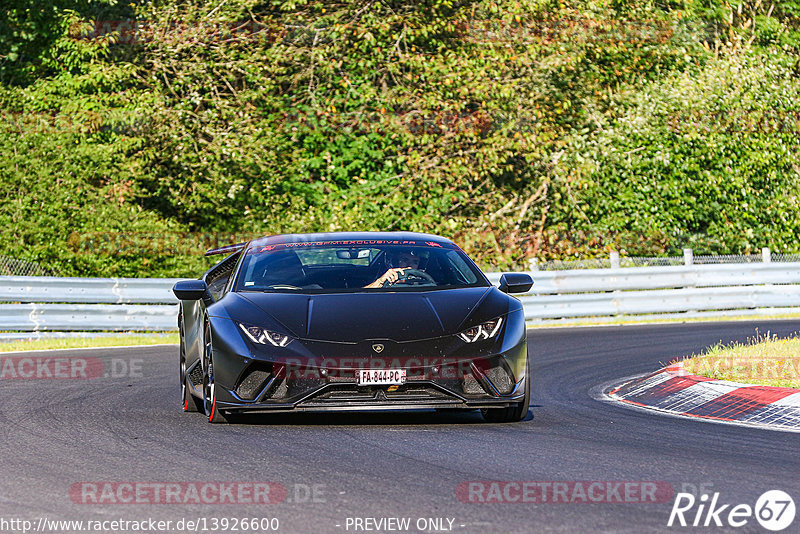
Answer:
[1,0,798,275]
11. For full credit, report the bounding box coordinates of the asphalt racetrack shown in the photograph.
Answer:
[1,321,799,533]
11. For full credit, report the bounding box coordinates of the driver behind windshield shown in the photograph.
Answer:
[364,249,422,288]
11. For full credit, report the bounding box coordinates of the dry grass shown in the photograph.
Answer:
[0,333,178,353]
[682,331,800,388]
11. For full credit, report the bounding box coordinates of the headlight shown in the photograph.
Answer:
[458,317,503,343]
[238,323,292,347]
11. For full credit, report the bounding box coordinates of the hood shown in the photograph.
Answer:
[235,287,504,342]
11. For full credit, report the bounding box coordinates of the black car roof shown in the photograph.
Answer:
[246,232,455,250]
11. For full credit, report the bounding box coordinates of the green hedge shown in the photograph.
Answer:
[559,52,800,255]
[1,0,798,276]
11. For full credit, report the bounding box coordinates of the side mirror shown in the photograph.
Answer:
[173,280,208,301]
[498,273,533,294]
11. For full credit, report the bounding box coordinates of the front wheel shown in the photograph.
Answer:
[481,359,530,423]
[180,330,201,412]
[203,323,228,424]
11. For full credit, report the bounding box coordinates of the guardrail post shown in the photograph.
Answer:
[762,247,771,263]
[610,251,620,269]
[609,251,622,317]
[683,248,693,266]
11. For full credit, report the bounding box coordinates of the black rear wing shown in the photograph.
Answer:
[204,242,247,257]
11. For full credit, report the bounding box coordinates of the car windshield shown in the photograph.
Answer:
[234,240,488,293]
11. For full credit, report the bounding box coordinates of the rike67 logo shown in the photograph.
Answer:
[668,490,796,531]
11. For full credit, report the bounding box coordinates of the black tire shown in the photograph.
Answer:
[180,324,201,413]
[481,359,530,423]
[203,322,228,424]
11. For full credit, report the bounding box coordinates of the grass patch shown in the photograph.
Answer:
[0,333,178,352]
[682,332,800,388]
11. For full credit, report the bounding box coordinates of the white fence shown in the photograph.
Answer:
[1,261,800,331]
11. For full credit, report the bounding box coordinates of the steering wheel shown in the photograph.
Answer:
[382,269,436,288]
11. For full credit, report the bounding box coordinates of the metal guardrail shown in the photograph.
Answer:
[0,276,180,331]
[2,262,800,331]
[0,276,181,304]
[487,263,800,294]
[485,262,800,322]
[0,303,177,331]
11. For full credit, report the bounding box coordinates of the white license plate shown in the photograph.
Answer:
[357,369,406,386]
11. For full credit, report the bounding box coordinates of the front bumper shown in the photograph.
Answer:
[196,312,529,414]
[220,377,528,414]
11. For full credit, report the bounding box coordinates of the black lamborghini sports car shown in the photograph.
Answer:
[173,232,533,423]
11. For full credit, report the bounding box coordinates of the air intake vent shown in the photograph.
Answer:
[271,379,289,399]
[188,363,204,387]
[235,365,272,400]
[462,373,486,395]
[486,364,514,394]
